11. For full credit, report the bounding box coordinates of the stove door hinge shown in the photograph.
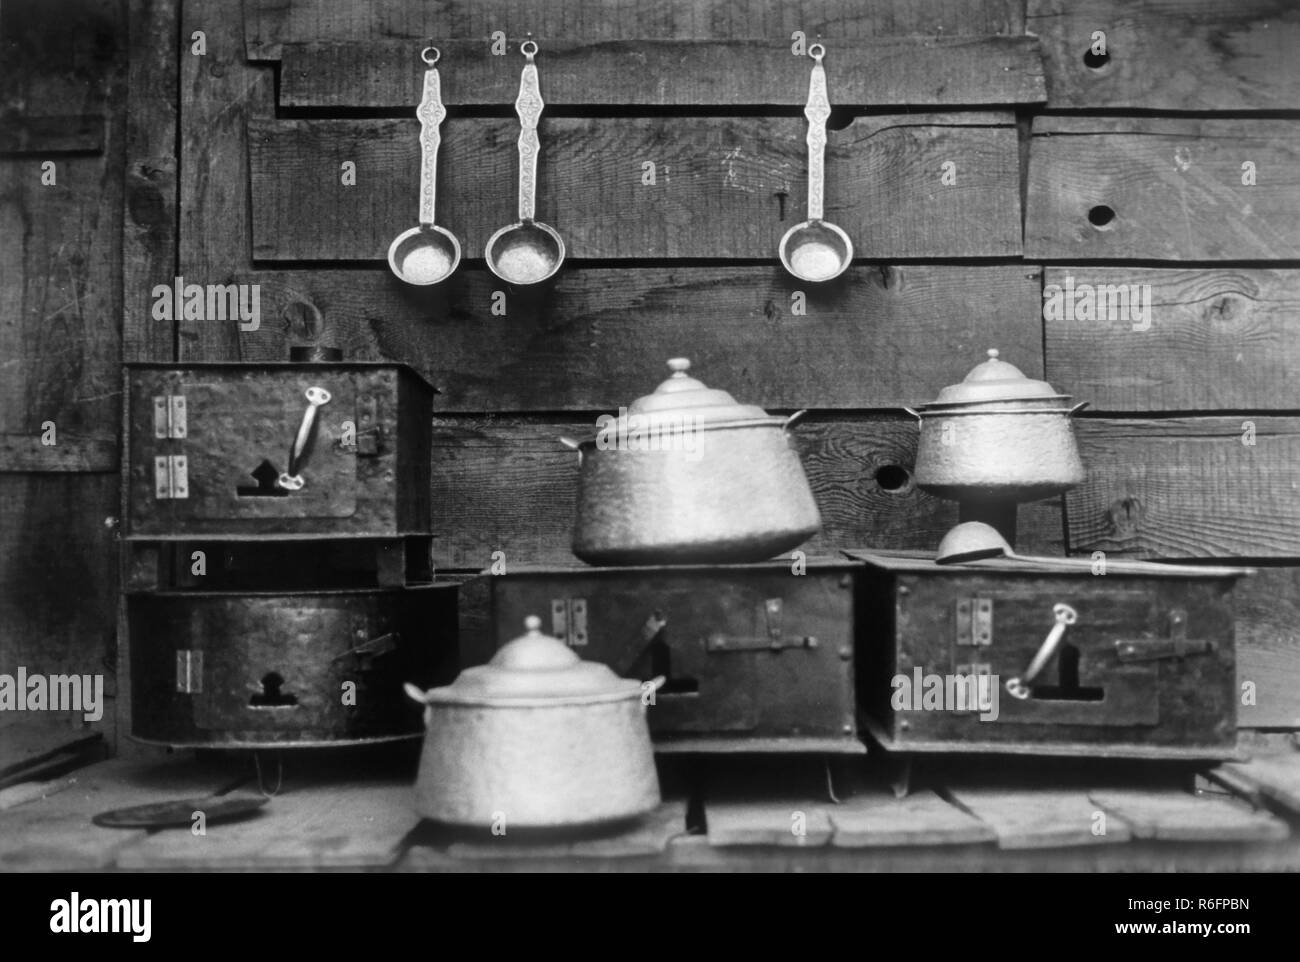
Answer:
[955,596,993,647]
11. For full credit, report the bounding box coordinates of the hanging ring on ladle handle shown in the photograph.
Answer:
[421,45,440,66]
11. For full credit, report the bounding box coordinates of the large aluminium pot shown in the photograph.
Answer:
[562,358,822,565]
[910,349,1087,502]
[406,616,662,828]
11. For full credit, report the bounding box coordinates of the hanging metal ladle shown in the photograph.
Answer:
[778,43,853,283]
[388,46,462,286]
[485,39,566,287]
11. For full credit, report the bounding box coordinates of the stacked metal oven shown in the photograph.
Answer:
[121,354,457,749]
[487,353,1247,764]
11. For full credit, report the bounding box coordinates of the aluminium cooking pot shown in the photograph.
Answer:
[909,349,1087,501]
[561,358,822,565]
[405,616,662,828]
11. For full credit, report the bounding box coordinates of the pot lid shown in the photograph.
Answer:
[426,616,642,704]
[930,349,1062,405]
[625,358,770,425]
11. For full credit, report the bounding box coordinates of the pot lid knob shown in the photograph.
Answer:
[964,348,1026,383]
[428,615,639,702]
[659,357,703,391]
[929,347,1062,404]
[626,358,768,421]
[490,615,581,672]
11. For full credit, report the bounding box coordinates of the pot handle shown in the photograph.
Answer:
[901,406,922,421]
[640,675,668,706]
[1069,401,1090,415]
[558,435,584,466]
[783,410,810,433]
[403,681,430,705]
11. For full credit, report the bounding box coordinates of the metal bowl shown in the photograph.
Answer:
[388,224,462,286]
[778,219,853,283]
[485,220,565,286]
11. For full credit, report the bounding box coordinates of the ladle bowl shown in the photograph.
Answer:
[779,219,852,283]
[935,521,1013,565]
[485,220,565,286]
[389,224,462,286]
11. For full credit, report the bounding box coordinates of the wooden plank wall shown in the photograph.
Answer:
[0,0,130,757]
[175,0,1300,728]
[5,0,1297,756]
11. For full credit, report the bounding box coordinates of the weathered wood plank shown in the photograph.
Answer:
[0,151,125,441]
[1028,0,1300,111]
[0,757,238,871]
[0,722,102,782]
[0,474,121,743]
[0,116,104,154]
[828,789,995,847]
[1089,788,1287,842]
[0,434,117,472]
[435,801,688,861]
[117,777,419,870]
[122,0,178,363]
[1219,751,1300,814]
[945,787,1132,849]
[1043,268,1300,412]
[427,415,1065,569]
[1236,568,1300,729]
[0,1,114,152]
[1067,417,1300,558]
[1025,118,1300,261]
[706,799,833,847]
[179,0,273,361]
[245,0,1027,60]
[0,773,81,812]
[240,265,1043,410]
[0,3,126,446]
[279,37,1045,108]
[249,114,1022,261]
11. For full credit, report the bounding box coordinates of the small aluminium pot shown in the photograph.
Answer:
[910,349,1087,502]
[563,358,822,565]
[406,616,661,828]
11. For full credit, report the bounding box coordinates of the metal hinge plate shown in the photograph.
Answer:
[956,596,993,646]
[550,598,588,646]
[153,455,189,499]
[153,395,187,439]
[175,649,203,693]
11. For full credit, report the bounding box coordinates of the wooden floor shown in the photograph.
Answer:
[2,744,1299,872]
